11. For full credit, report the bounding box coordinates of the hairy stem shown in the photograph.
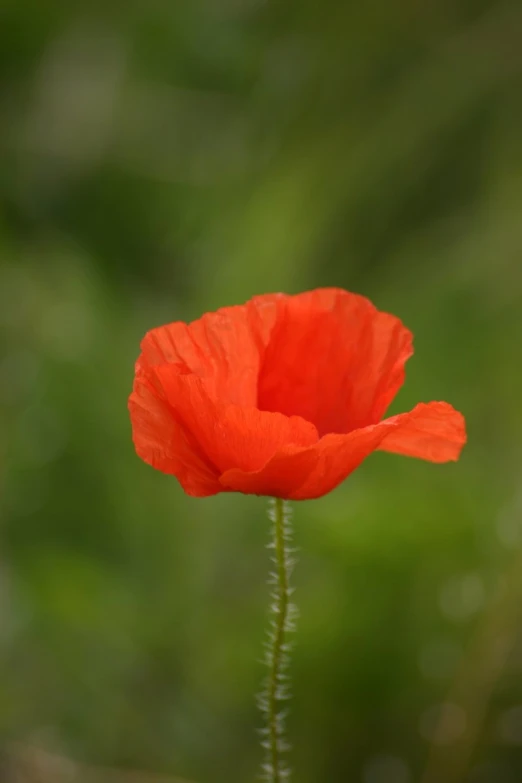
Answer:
[259,498,297,783]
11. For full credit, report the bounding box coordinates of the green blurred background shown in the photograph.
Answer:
[1,1,522,781]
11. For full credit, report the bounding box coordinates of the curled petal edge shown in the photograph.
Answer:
[219,401,466,500]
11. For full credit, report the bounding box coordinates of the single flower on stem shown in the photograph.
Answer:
[129,288,467,782]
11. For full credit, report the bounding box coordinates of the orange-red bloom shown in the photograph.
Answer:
[129,289,466,499]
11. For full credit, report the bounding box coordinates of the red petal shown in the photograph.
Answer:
[128,369,221,497]
[377,401,467,462]
[219,426,386,499]
[219,401,466,499]
[137,295,281,407]
[137,363,318,483]
[257,288,413,435]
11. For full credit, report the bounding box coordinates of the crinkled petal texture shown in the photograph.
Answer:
[129,289,466,499]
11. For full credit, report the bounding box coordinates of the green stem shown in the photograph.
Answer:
[259,498,296,782]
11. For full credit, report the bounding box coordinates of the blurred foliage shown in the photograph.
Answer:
[1,0,522,782]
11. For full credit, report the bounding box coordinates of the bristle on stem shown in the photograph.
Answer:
[258,498,296,783]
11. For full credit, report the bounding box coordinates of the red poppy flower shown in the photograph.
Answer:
[129,288,466,500]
